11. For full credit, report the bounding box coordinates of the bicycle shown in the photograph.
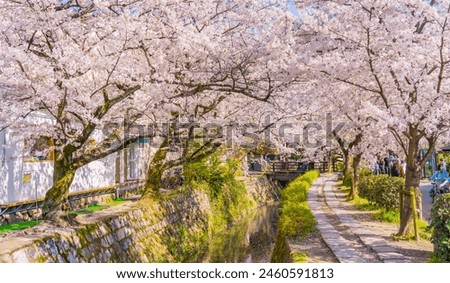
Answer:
[429,179,450,203]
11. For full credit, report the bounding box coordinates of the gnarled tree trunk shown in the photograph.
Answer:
[42,157,76,225]
[141,138,168,199]
[397,125,435,236]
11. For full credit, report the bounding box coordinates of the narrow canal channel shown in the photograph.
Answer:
[202,204,280,263]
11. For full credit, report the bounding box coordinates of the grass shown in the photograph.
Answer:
[69,198,128,215]
[374,209,400,223]
[0,220,42,234]
[0,199,128,234]
[108,198,127,205]
[70,204,108,215]
[291,251,308,263]
[418,219,432,241]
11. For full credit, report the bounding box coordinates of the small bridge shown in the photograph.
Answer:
[264,161,329,183]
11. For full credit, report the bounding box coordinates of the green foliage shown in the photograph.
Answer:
[374,209,400,223]
[184,153,255,228]
[359,167,373,178]
[299,170,320,185]
[67,198,128,216]
[279,202,316,237]
[342,171,352,187]
[346,187,403,224]
[207,214,253,262]
[291,251,308,263]
[342,167,372,187]
[429,253,444,263]
[69,204,108,215]
[278,170,319,238]
[419,220,432,241]
[349,195,371,209]
[358,174,404,211]
[166,224,208,262]
[107,198,127,205]
[334,161,344,172]
[429,194,450,262]
[0,220,41,234]
[281,181,309,203]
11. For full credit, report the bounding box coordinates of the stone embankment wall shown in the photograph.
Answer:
[0,175,278,263]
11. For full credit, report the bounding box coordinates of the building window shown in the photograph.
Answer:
[128,143,139,180]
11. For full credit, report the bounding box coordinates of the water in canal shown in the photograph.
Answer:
[202,204,280,263]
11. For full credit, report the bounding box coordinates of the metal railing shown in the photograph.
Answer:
[268,161,329,173]
[0,180,145,216]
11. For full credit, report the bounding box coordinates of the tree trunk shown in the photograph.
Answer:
[141,138,168,199]
[350,153,362,200]
[328,151,333,173]
[42,159,76,225]
[397,128,422,236]
[398,166,421,236]
[342,151,349,176]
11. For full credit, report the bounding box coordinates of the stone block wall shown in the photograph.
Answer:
[0,175,277,263]
[0,191,210,263]
[241,175,281,204]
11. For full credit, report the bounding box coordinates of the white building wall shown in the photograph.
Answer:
[70,153,117,192]
[0,130,6,203]
[0,111,154,205]
[4,130,25,203]
[20,161,53,202]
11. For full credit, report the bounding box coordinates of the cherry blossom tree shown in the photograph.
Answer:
[0,0,298,224]
[296,0,450,235]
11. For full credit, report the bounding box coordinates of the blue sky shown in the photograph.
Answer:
[288,0,300,17]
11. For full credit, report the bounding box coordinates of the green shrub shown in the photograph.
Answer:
[342,171,352,187]
[278,170,319,238]
[281,180,309,203]
[359,167,373,178]
[335,161,344,172]
[358,174,403,211]
[279,202,316,237]
[429,194,450,262]
[298,170,320,185]
[291,251,308,263]
[184,153,254,227]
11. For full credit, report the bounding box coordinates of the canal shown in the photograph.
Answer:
[202,204,280,263]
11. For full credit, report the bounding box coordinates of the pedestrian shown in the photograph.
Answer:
[401,160,407,177]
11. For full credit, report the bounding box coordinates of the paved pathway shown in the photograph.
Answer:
[308,174,410,263]
[419,180,433,221]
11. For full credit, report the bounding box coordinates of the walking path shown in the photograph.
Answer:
[308,174,410,263]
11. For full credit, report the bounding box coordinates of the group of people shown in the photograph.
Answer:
[373,154,406,177]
